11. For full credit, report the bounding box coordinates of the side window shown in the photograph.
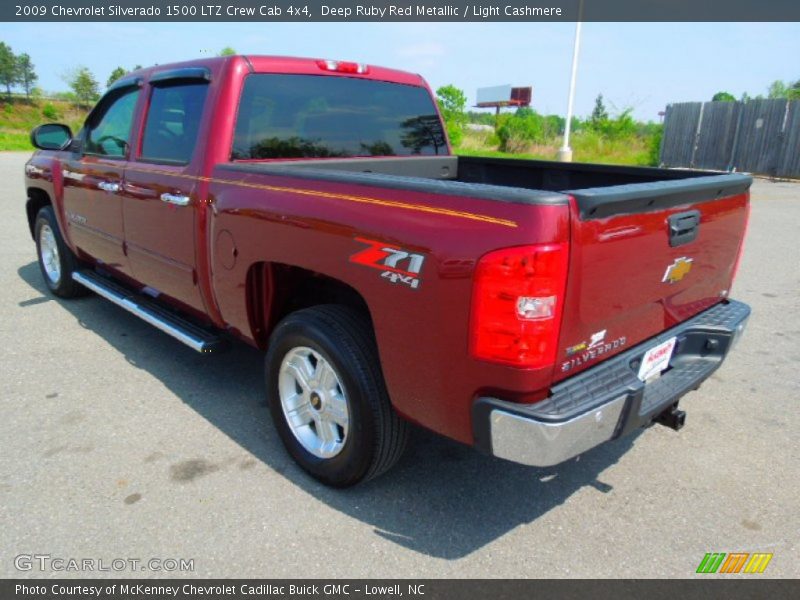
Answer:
[140,82,209,164]
[85,89,139,158]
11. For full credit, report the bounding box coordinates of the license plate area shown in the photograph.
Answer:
[637,337,677,382]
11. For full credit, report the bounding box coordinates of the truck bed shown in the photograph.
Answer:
[219,155,751,387]
[224,155,751,217]
[228,155,711,189]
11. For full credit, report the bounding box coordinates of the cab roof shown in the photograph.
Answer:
[128,55,426,87]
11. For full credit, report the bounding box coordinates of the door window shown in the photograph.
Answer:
[84,89,139,158]
[140,82,209,164]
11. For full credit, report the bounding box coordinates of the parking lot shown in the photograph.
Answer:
[0,151,797,578]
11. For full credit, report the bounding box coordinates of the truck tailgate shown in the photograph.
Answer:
[555,174,751,381]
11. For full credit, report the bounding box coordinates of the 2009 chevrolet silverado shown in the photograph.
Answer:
[25,55,751,486]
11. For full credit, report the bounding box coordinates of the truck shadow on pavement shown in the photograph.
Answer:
[19,261,642,561]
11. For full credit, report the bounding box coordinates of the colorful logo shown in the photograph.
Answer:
[662,256,693,284]
[696,552,773,574]
[349,237,426,289]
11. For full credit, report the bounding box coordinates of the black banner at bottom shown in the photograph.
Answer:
[3,579,798,600]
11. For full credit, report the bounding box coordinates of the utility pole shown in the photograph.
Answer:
[558,5,584,162]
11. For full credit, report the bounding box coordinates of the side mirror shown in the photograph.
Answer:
[31,123,73,151]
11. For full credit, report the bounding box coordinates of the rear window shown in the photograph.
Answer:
[232,74,447,159]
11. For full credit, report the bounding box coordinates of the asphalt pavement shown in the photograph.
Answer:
[1,151,797,578]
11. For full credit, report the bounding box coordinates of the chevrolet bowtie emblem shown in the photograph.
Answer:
[663,257,693,284]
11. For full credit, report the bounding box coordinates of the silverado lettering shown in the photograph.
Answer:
[24,55,751,486]
[561,337,628,373]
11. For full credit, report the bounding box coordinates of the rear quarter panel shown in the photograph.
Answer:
[207,168,570,444]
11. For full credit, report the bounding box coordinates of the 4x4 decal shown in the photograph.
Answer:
[349,237,426,289]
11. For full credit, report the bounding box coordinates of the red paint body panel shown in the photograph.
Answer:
[23,55,751,447]
[554,193,749,381]
[245,55,426,87]
[208,168,570,441]
[121,163,206,313]
[61,156,130,273]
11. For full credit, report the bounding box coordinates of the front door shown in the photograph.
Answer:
[121,77,211,313]
[62,86,140,274]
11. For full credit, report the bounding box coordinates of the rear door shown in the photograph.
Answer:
[121,70,211,313]
[61,85,140,274]
[555,176,750,381]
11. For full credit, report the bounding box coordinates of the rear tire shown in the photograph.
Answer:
[35,206,86,298]
[266,305,408,487]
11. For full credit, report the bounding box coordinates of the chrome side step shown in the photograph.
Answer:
[72,271,226,353]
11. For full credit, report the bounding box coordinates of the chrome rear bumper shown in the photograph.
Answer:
[473,300,751,467]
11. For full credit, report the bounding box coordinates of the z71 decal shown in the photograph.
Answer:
[349,237,426,289]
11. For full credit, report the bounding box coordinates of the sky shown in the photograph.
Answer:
[2,21,799,121]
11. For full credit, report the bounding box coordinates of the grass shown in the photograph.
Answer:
[0,98,87,151]
[456,128,657,166]
[0,131,34,151]
[1,97,656,167]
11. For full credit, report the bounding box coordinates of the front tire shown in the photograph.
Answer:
[266,305,408,487]
[35,206,86,298]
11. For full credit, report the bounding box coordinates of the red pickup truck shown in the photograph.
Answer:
[25,55,751,486]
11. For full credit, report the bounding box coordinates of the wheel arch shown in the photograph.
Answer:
[245,261,374,350]
[26,187,52,239]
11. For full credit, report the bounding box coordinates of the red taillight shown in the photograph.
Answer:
[731,199,751,283]
[470,243,569,369]
[316,59,369,74]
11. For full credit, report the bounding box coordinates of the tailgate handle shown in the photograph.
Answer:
[668,210,700,247]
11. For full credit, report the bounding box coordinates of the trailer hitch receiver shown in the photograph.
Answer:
[656,405,686,431]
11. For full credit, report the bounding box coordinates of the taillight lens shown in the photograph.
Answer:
[316,59,369,74]
[470,243,569,368]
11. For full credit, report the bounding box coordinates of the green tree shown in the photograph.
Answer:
[497,109,544,152]
[789,80,800,100]
[106,66,127,88]
[588,106,638,141]
[435,84,467,147]
[591,94,609,127]
[16,53,37,99]
[68,66,100,108]
[219,47,237,56]
[712,91,736,102]
[647,123,664,166]
[0,42,18,97]
[766,79,800,100]
[767,80,789,99]
[466,111,495,126]
[42,102,59,120]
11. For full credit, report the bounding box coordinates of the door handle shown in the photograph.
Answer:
[160,193,191,207]
[97,181,120,193]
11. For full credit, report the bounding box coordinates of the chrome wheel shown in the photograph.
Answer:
[39,224,61,284]
[278,346,350,459]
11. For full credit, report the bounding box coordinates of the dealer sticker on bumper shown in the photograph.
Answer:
[637,336,677,381]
